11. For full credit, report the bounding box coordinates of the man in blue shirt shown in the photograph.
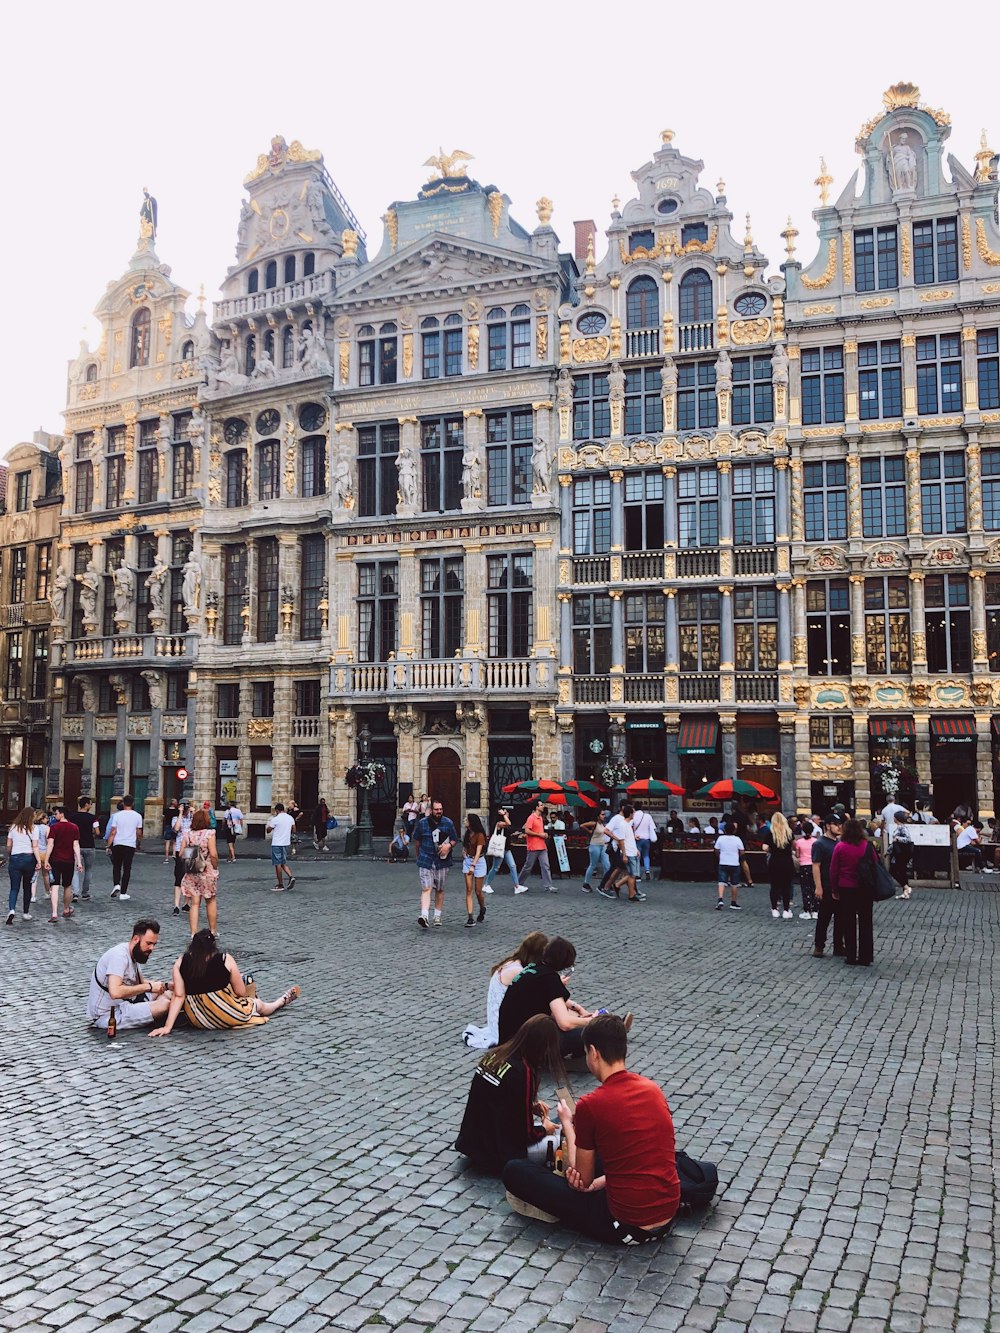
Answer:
[413,799,459,929]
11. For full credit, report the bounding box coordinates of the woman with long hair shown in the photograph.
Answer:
[483,808,528,896]
[792,819,818,918]
[455,1013,566,1174]
[6,807,41,925]
[31,809,50,906]
[764,811,796,918]
[150,929,300,1036]
[463,812,488,927]
[830,818,875,966]
[176,807,219,936]
[462,931,548,1049]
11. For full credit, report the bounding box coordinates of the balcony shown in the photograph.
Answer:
[1,604,24,628]
[736,672,779,703]
[292,716,321,740]
[214,719,240,740]
[65,633,194,664]
[624,674,664,704]
[625,327,660,359]
[346,658,551,697]
[214,269,335,323]
[574,675,611,704]
[734,548,777,576]
[572,556,611,585]
[680,673,720,702]
[676,550,720,579]
[622,552,665,581]
[678,321,714,352]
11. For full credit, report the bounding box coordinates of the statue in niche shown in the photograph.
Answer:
[217,345,246,390]
[462,446,482,502]
[397,445,418,508]
[77,561,100,624]
[182,555,201,613]
[79,677,98,714]
[556,367,572,410]
[887,132,918,191]
[187,406,206,445]
[715,347,732,392]
[300,326,333,375]
[145,556,169,618]
[772,342,789,386]
[113,565,135,622]
[531,436,550,495]
[333,456,354,509]
[50,567,70,622]
[140,670,164,711]
[608,361,625,399]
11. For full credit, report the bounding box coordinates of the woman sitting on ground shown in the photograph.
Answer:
[455,1014,565,1174]
[463,931,548,1050]
[150,929,301,1036]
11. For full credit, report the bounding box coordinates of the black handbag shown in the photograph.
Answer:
[858,842,896,901]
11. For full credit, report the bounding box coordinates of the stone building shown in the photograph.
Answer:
[0,435,61,817]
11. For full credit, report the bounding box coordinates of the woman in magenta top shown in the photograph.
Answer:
[829,818,874,966]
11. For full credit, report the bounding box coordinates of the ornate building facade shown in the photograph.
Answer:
[26,86,1000,829]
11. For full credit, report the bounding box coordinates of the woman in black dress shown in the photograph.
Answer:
[762,811,796,918]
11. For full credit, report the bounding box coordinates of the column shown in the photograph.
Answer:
[557,592,573,714]
[904,441,922,536]
[397,417,419,517]
[909,573,927,669]
[719,585,734,706]
[272,675,294,802]
[557,716,574,780]
[92,426,106,511]
[531,537,555,657]
[156,416,171,503]
[844,339,859,425]
[663,467,678,544]
[970,569,988,668]
[398,549,418,659]
[278,534,298,642]
[609,589,624,707]
[717,461,733,578]
[787,345,801,428]
[664,589,678,705]
[183,668,197,804]
[774,458,790,541]
[779,721,797,809]
[609,470,624,582]
[967,441,983,535]
[720,715,737,779]
[530,401,555,511]
[963,325,979,413]
[463,409,485,514]
[901,334,917,418]
[913,713,931,802]
[664,711,681,786]
[777,584,792,664]
[791,579,807,669]
[975,714,994,821]
[559,474,573,536]
[849,574,866,671]
[789,460,803,542]
[242,541,256,647]
[464,543,485,657]
[852,715,871,814]
[847,452,862,540]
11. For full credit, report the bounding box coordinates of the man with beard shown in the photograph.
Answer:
[86,918,171,1031]
[414,799,459,929]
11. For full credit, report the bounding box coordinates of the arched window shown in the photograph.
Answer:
[284,255,296,283]
[263,329,275,362]
[264,260,277,289]
[85,363,98,382]
[247,269,259,294]
[282,326,295,369]
[129,307,151,368]
[679,269,713,324]
[626,277,658,330]
[303,252,315,277]
[181,341,194,361]
[245,335,256,377]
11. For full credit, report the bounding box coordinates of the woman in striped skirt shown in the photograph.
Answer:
[150,929,300,1036]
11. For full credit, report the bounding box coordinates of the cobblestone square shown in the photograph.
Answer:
[1,849,996,1332]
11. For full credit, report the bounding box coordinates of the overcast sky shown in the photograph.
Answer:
[2,1,994,454]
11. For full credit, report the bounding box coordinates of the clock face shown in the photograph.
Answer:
[256,409,281,437]
[578,312,607,335]
[223,417,248,446]
[299,402,327,432]
[589,738,605,754]
[734,292,767,317]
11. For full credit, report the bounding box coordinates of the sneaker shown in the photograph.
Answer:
[811,911,820,919]
[21,913,31,921]
[581,883,593,893]
[81,893,91,901]
[477,907,486,923]
[286,877,296,890]
[623,1011,634,1032]
[771,908,780,918]
[597,886,617,900]
[433,918,443,927]
[5,911,13,925]
[119,893,131,901]
[782,910,793,919]
[163,858,170,864]
[465,915,475,928]
[730,902,743,911]
[514,885,529,895]
[812,948,825,957]
[546,886,559,893]
[483,885,494,894]
[271,884,286,893]
[645,872,651,882]
[628,892,646,903]
[417,916,429,929]
[172,906,180,916]
[505,1190,559,1224]
[715,899,724,910]
[72,895,80,903]
[799,911,812,920]
[111,885,121,898]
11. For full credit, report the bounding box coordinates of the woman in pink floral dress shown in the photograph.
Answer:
[176,807,219,936]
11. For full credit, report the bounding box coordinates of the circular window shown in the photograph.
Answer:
[577,312,608,335]
[299,402,326,432]
[734,292,767,317]
[256,408,281,437]
[656,198,679,216]
[223,417,249,446]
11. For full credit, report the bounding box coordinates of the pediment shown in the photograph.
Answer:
[335,234,555,304]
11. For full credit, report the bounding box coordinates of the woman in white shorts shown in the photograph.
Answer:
[463,813,488,928]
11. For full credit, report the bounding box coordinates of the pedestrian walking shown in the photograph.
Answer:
[106,795,143,902]
[287,799,303,857]
[483,809,528,895]
[6,807,41,924]
[713,821,744,911]
[46,808,83,923]
[266,804,297,892]
[313,798,330,851]
[176,808,220,935]
[30,810,50,903]
[830,818,875,966]
[223,802,244,863]
[579,808,611,893]
[598,804,645,902]
[67,797,98,901]
[811,812,847,957]
[413,798,459,929]
[520,804,557,894]
[631,802,658,883]
[162,799,180,862]
[463,813,488,927]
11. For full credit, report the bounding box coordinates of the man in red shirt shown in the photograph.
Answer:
[47,808,83,924]
[502,1014,680,1244]
[520,804,556,893]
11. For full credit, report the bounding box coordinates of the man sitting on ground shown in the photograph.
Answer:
[503,1014,680,1244]
[87,918,172,1032]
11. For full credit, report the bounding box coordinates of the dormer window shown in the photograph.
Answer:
[284,255,296,283]
[681,223,709,246]
[129,308,151,368]
[629,230,655,253]
[85,363,98,382]
[248,269,259,295]
[656,198,679,216]
[181,341,195,361]
[303,252,315,276]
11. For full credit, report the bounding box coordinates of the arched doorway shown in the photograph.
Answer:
[427,747,462,825]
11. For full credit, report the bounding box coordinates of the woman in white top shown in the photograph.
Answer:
[462,931,548,1049]
[7,807,42,924]
[31,810,50,903]
[483,809,528,895]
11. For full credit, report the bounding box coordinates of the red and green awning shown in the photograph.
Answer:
[930,717,977,739]
[868,717,915,738]
[676,718,719,755]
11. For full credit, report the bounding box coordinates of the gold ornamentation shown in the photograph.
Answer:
[338,341,349,383]
[536,197,553,225]
[859,296,894,309]
[572,336,611,364]
[901,333,916,347]
[976,218,1000,266]
[804,303,835,316]
[680,225,717,254]
[883,81,921,110]
[815,158,833,207]
[244,136,321,183]
[382,210,398,254]
[973,630,988,660]
[801,236,837,289]
[536,318,547,361]
[975,129,996,184]
[341,229,359,258]
[730,318,771,346]
[842,231,852,285]
[560,323,571,365]
[247,717,273,739]
[919,288,956,302]
[961,215,973,271]
[468,324,479,371]
[963,327,977,342]
[284,424,297,495]
[899,222,912,279]
[423,147,474,180]
[610,317,621,359]
[860,420,903,434]
[983,283,1000,294]
[781,217,798,258]
[971,678,992,707]
[486,191,503,238]
[402,333,413,379]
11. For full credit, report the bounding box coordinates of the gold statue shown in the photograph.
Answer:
[536,197,553,225]
[341,229,359,258]
[423,148,474,180]
[815,157,833,207]
[781,217,799,258]
[976,130,996,184]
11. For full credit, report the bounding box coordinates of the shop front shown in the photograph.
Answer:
[868,716,916,812]
[929,715,977,818]
[676,716,721,812]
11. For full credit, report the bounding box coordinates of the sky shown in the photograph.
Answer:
[2,0,995,454]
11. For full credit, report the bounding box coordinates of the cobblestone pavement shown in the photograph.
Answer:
[1,847,997,1333]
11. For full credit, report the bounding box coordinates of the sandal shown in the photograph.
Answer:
[281,985,301,1008]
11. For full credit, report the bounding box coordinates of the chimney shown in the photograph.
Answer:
[574,220,597,263]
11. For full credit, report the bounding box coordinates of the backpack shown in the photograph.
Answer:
[181,839,207,875]
[675,1150,719,1213]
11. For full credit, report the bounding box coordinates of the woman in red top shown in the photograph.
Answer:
[829,818,874,966]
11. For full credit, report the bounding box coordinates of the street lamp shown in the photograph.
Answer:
[607,718,625,814]
[357,722,374,855]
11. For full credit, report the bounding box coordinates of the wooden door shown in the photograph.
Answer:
[63,760,82,812]
[427,748,462,827]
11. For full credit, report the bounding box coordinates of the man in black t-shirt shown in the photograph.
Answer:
[497,937,597,1058]
[67,797,98,902]
[811,813,846,958]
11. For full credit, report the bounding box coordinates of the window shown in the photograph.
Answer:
[573,373,610,440]
[806,580,851,675]
[132,675,151,712]
[303,253,315,276]
[170,532,192,636]
[359,322,397,386]
[71,545,89,639]
[624,368,663,434]
[30,630,47,699]
[138,420,159,504]
[982,450,1000,530]
[854,226,899,291]
[14,472,30,511]
[226,450,249,507]
[420,556,463,658]
[677,360,717,430]
[217,683,240,717]
[255,537,279,643]
[223,545,248,646]
[357,423,399,518]
[920,452,966,534]
[135,535,156,631]
[626,277,658,329]
[864,576,911,674]
[282,326,296,369]
[301,436,327,498]
[858,340,903,420]
[732,462,775,545]
[251,752,273,812]
[925,574,971,673]
[284,256,296,284]
[252,681,274,716]
[421,317,440,379]
[801,346,845,424]
[106,427,126,508]
[295,679,321,715]
[257,440,280,501]
[98,678,117,713]
[624,592,665,673]
[247,270,259,295]
[171,442,194,499]
[916,334,962,414]
[677,467,719,547]
[10,547,27,603]
[985,575,1000,671]
[181,340,194,361]
[487,553,533,658]
[34,543,51,601]
[977,329,999,410]
[129,308,151,368]
[572,593,612,674]
[732,356,773,425]
[300,535,326,641]
[734,587,778,671]
[486,306,529,372]
[861,456,907,537]
[85,363,98,382]
[264,260,277,289]
[572,475,612,555]
[629,230,655,253]
[624,471,664,551]
[5,631,23,700]
[165,671,186,712]
[358,561,398,662]
[804,461,848,540]
[678,269,713,324]
[681,223,708,247]
[678,591,720,671]
[421,416,463,512]
[809,715,854,749]
[913,217,959,285]
[486,409,532,506]
[244,335,256,377]
[74,458,94,513]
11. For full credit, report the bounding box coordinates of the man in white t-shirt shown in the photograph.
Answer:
[223,803,244,864]
[87,918,171,1032]
[955,819,987,871]
[106,795,143,902]
[598,804,645,903]
[714,823,745,911]
[631,803,658,883]
[266,803,297,893]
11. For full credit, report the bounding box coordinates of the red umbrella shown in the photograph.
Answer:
[694,778,776,801]
[501,778,567,794]
[529,790,598,809]
[626,778,686,797]
[563,779,608,795]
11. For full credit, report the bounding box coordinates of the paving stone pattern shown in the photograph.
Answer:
[1,848,997,1333]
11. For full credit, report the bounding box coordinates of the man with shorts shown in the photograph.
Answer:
[598,804,645,903]
[46,807,83,923]
[67,796,98,901]
[413,799,458,928]
[223,802,244,863]
[87,918,171,1032]
[714,821,745,910]
[266,803,296,892]
[106,794,143,901]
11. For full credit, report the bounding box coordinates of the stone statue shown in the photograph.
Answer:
[462,446,482,502]
[556,367,572,409]
[49,567,70,622]
[397,445,418,509]
[888,131,917,191]
[140,670,164,711]
[187,406,206,445]
[333,456,354,509]
[715,347,732,392]
[251,348,277,380]
[300,326,333,375]
[182,555,201,613]
[139,187,158,241]
[531,436,550,495]
[217,345,246,390]
[113,565,135,621]
[145,557,169,616]
[608,361,625,398]
[772,342,789,386]
[77,561,100,624]
[79,677,98,714]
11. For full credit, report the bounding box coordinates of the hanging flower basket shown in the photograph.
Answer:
[346,760,386,790]
[599,759,637,789]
